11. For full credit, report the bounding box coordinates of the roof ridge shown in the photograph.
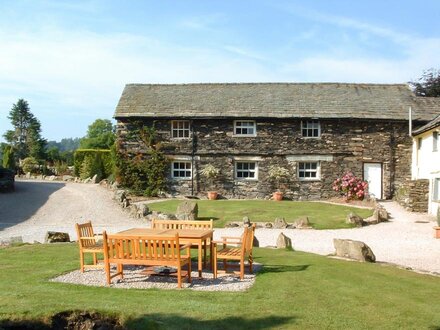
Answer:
[125,82,410,87]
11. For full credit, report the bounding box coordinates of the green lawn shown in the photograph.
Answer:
[148,200,373,229]
[1,244,439,329]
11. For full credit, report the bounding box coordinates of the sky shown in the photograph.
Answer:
[0,0,439,142]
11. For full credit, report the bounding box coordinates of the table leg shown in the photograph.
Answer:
[198,239,203,278]
[209,236,213,270]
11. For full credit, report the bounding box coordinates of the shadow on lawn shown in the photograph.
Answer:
[260,264,310,273]
[126,314,295,329]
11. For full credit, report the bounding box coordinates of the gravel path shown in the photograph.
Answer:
[1,180,440,276]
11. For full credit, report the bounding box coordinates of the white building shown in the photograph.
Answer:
[412,114,440,216]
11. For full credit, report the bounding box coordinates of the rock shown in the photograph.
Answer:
[122,198,130,208]
[333,239,376,262]
[377,206,388,221]
[273,217,288,229]
[45,231,70,243]
[114,190,126,203]
[346,212,365,227]
[158,213,177,220]
[48,175,56,181]
[91,174,98,184]
[26,172,31,179]
[111,181,119,190]
[130,203,150,218]
[243,216,251,227]
[176,201,198,220]
[264,222,273,229]
[293,216,312,229]
[84,177,91,184]
[62,175,74,181]
[225,222,240,228]
[276,232,292,249]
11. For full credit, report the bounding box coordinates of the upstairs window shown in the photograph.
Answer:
[171,161,192,179]
[298,162,320,180]
[418,137,423,150]
[302,120,320,138]
[234,120,256,136]
[433,178,440,201]
[171,120,190,139]
[235,161,258,180]
[433,132,438,152]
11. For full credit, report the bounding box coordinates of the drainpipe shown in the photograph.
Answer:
[191,120,195,196]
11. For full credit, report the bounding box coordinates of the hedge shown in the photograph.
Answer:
[74,149,113,182]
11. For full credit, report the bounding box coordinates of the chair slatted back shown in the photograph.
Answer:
[241,224,256,257]
[75,221,97,248]
[152,219,213,230]
[103,233,183,263]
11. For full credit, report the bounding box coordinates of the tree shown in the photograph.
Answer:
[80,119,115,149]
[3,99,47,160]
[410,68,440,97]
[2,145,16,170]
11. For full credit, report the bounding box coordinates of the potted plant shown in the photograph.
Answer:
[200,164,220,200]
[434,207,440,239]
[268,165,290,201]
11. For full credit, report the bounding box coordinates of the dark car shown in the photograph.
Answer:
[0,167,15,192]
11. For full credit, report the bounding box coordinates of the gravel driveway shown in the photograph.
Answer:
[1,180,439,275]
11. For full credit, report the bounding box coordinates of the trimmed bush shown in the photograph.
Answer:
[74,149,113,181]
[21,157,39,174]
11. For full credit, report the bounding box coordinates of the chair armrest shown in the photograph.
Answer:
[179,243,192,250]
[79,236,97,240]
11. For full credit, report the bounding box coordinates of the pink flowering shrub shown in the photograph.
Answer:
[332,172,368,201]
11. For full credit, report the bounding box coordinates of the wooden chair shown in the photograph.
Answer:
[213,224,256,280]
[75,221,104,272]
[102,232,192,288]
[151,219,213,267]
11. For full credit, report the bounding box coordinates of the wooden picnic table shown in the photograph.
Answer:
[114,228,214,278]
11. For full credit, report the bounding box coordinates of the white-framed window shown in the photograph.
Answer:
[233,120,256,136]
[171,120,190,139]
[433,178,440,201]
[298,162,320,180]
[301,120,321,138]
[417,137,423,150]
[433,131,438,152]
[235,161,258,180]
[171,161,192,179]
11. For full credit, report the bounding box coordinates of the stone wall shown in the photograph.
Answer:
[116,118,413,200]
[394,179,429,212]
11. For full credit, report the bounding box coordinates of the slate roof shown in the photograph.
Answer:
[114,83,440,121]
[412,114,440,135]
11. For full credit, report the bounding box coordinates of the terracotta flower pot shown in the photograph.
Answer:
[207,191,218,200]
[273,191,283,201]
[434,226,440,239]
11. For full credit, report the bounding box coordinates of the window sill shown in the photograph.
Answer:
[232,134,257,138]
[298,178,321,182]
[234,178,258,182]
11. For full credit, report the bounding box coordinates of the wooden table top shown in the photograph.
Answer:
[113,228,213,239]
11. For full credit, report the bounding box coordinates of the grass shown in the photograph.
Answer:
[1,243,440,329]
[148,200,373,229]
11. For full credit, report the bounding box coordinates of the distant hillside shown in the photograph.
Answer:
[46,138,81,152]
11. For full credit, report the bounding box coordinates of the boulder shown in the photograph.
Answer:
[242,216,251,227]
[276,232,292,249]
[377,206,389,221]
[293,216,312,229]
[62,175,74,181]
[83,177,91,184]
[333,239,376,262]
[225,222,240,228]
[45,231,70,243]
[273,217,288,229]
[114,190,126,203]
[346,212,365,227]
[176,201,198,220]
[91,174,98,184]
[25,172,31,179]
[264,222,273,229]
[130,203,150,218]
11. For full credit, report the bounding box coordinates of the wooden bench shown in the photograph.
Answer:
[151,219,213,268]
[102,231,192,288]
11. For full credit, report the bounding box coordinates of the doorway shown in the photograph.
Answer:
[363,163,383,199]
